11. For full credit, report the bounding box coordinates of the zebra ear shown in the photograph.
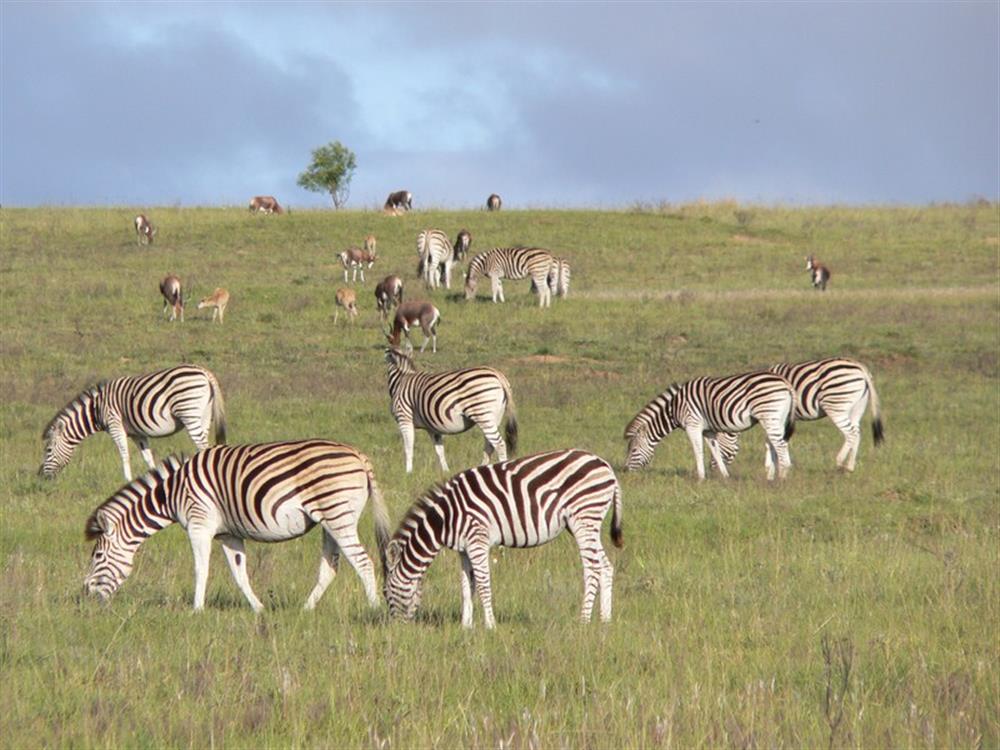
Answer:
[85,512,103,540]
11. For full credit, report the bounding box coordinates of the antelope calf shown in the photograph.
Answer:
[374,275,404,321]
[334,288,359,325]
[454,229,472,261]
[159,274,183,322]
[340,246,377,283]
[134,215,156,245]
[806,255,831,291]
[388,301,441,353]
[248,196,283,214]
[198,288,230,324]
[364,234,377,256]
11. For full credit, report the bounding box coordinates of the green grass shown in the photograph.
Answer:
[1,203,998,748]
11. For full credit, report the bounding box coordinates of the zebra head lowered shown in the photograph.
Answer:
[39,387,101,478]
[383,536,425,621]
[623,386,680,471]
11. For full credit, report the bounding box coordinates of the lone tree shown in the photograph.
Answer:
[297,141,357,208]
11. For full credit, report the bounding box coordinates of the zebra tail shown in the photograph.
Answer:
[503,380,518,454]
[610,481,623,549]
[367,470,392,576]
[208,372,227,444]
[867,369,885,446]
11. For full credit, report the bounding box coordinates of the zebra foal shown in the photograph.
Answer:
[83,440,391,611]
[383,449,623,629]
[464,246,557,307]
[41,365,226,481]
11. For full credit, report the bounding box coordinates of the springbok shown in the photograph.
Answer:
[198,288,230,324]
[248,196,283,214]
[134,215,156,245]
[806,255,831,291]
[364,234,377,256]
[374,275,404,321]
[334,288,359,325]
[454,229,472,261]
[384,190,413,212]
[159,274,183,322]
[340,246,377,283]
[486,193,502,211]
[388,301,441,354]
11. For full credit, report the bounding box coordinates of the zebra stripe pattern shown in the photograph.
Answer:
[464,246,557,307]
[383,449,623,628]
[416,229,456,289]
[41,365,226,481]
[83,440,391,611]
[385,347,518,474]
[624,371,795,480]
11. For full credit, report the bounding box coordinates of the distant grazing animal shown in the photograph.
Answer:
[197,288,229,324]
[486,193,502,211]
[334,287,358,325]
[134,215,156,245]
[384,190,413,213]
[383,346,517,474]
[383,449,621,628]
[416,229,457,289]
[388,300,441,354]
[40,365,226,481]
[624,371,795,481]
[806,255,831,290]
[464,246,557,307]
[454,229,472,261]
[532,257,571,298]
[248,196,283,214]
[339,246,377,283]
[159,274,184,322]
[83,440,390,612]
[374,275,404,321]
[364,234,377,256]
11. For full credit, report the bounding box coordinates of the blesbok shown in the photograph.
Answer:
[334,288,359,325]
[197,288,230,324]
[159,274,184,322]
[486,193,502,211]
[339,246,377,283]
[806,255,831,291]
[374,275,404,321]
[384,190,413,212]
[454,229,472,261]
[248,196,284,214]
[388,301,441,354]
[134,215,156,245]
[364,234,377,256]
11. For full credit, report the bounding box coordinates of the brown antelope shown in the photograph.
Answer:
[388,301,441,353]
[364,234,377,256]
[248,196,284,214]
[334,288,359,325]
[805,255,831,291]
[197,288,230,324]
[384,190,412,212]
[454,229,472,261]
[134,215,156,245]
[374,275,404,321]
[486,193,502,211]
[159,274,183,322]
[340,246,377,283]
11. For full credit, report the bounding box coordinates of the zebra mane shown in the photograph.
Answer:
[42,383,103,438]
[624,385,679,438]
[384,347,418,372]
[86,454,187,539]
[393,481,449,541]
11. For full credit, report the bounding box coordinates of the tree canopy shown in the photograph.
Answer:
[297,141,357,208]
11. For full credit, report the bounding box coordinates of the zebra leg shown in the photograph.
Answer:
[491,276,504,303]
[179,413,211,452]
[479,422,506,463]
[834,399,866,471]
[188,526,215,611]
[684,426,707,480]
[762,427,791,480]
[431,434,450,472]
[219,535,264,612]
[135,436,156,471]
[459,551,476,628]
[706,435,731,479]
[444,261,452,290]
[569,521,603,623]
[304,529,340,610]
[324,524,380,607]
[399,421,415,473]
[466,540,496,629]
[106,420,133,481]
[599,549,614,623]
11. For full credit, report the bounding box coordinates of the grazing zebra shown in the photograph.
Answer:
[718,358,884,472]
[40,365,226,481]
[806,255,831,290]
[83,440,391,611]
[624,371,795,480]
[384,449,622,628]
[464,246,557,307]
[415,229,456,289]
[384,347,517,474]
[486,193,502,211]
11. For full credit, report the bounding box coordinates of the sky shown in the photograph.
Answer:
[1,2,997,209]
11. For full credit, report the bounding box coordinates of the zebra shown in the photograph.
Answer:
[40,365,226,481]
[83,440,391,611]
[383,448,622,628]
[384,347,517,474]
[716,358,884,472]
[464,246,557,307]
[531,256,571,298]
[415,229,457,289]
[624,371,795,481]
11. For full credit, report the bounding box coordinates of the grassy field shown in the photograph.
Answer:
[1,202,997,748]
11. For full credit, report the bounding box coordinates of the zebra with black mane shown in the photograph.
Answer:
[624,370,795,480]
[464,246,557,307]
[384,347,517,474]
[41,365,226,481]
[383,449,622,629]
[416,229,458,289]
[83,440,391,611]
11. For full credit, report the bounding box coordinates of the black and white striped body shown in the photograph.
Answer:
[416,229,456,289]
[464,246,557,307]
[384,347,517,474]
[532,257,571,298]
[83,440,390,611]
[624,371,795,480]
[41,365,226,481]
[384,449,622,628]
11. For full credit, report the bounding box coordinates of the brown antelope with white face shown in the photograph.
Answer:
[388,301,441,354]
[134,215,156,245]
[159,274,183,322]
[340,246,377,283]
[805,255,831,291]
[197,288,230,324]
[374,275,404,321]
[364,234,377,256]
[334,288,359,325]
[248,196,284,214]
